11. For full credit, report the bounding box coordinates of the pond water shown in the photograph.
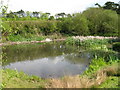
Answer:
[2,42,91,78]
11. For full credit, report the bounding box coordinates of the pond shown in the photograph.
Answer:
[2,42,91,78]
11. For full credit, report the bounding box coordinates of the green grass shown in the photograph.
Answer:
[3,33,63,42]
[1,69,46,88]
[83,58,107,75]
[98,76,119,88]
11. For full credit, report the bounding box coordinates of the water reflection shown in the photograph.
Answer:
[2,42,90,78]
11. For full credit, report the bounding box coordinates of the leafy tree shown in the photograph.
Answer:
[17,9,25,17]
[103,2,118,10]
[95,3,101,8]
[32,11,39,18]
[56,12,66,19]
[59,13,66,18]
[61,13,89,36]
[6,11,18,19]
[40,13,48,20]
[55,14,59,19]
[45,12,50,17]
[49,16,54,20]
[83,8,118,36]
[96,1,120,14]
[26,11,30,17]
[67,14,72,18]
[0,0,8,17]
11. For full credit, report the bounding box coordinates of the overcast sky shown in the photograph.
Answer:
[2,0,120,15]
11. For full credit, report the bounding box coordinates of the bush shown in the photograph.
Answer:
[83,8,118,36]
[2,20,60,41]
[60,13,89,36]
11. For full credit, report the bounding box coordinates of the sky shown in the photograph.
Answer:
[2,0,120,15]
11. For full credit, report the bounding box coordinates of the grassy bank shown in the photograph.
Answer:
[1,37,120,88]
[1,59,119,88]
[1,69,45,88]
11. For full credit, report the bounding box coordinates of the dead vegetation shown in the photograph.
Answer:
[46,63,118,88]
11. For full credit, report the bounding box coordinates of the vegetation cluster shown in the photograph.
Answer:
[1,1,120,42]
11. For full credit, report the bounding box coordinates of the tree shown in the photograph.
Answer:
[40,13,49,20]
[49,16,54,20]
[83,8,118,36]
[95,3,101,8]
[0,0,9,17]
[45,12,50,17]
[17,9,25,17]
[103,2,117,10]
[55,14,59,19]
[6,11,17,18]
[26,11,30,17]
[96,1,120,14]
[61,13,89,36]
[1,6,8,16]
[32,11,39,18]
[57,12,66,18]
[67,14,72,18]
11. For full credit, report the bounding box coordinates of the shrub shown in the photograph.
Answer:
[60,13,89,36]
[2,20,60,41]
[83,8,118,36]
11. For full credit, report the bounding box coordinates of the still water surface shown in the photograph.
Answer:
[2,42,90,78]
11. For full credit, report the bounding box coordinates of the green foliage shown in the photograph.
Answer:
[61,13,89,36]
[84,56,119,76]
[49,16,54,20]
[2,69,45,88]
[1,3,119,42]
[98,76,119,88]
[2,8,119,41]
[65,37,75,45]
[2,20,60,41]
[84,58,106,75]
[79,39,108,46]
[83,8,118,36]
[7,35,45,42]
[65,38,109,47]
[100,1,120,15]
